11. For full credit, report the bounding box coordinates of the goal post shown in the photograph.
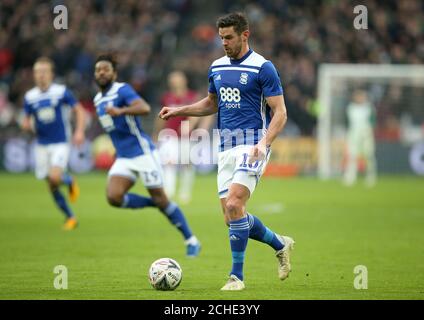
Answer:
[317,64,424,179]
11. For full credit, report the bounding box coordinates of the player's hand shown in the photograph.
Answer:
[106,106,123,117]
[72,129,85,146]
[159,106,179,120]
[248,139,267,164]
[21,117,33,132]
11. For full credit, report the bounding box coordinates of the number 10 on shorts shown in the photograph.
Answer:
[240,153,259,169]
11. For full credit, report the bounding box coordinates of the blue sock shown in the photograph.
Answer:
[161,202,193,240]
[52,190,74,218]
[229,217,249,281]
[247,213,284,251]
[61,173,73,187]
[121,193,155,209]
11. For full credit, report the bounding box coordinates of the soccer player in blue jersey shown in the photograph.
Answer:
[93,54,201,257]
[22,57,86,230]
[160,12,294,290]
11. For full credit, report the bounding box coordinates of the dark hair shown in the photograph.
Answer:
[95,53,118,71]
[34,56,55,72]
[216,12,249,35]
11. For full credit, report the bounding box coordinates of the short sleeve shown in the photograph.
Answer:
[119,84,141,106]
[259,61,284,97]
[63,88,77,108]
[23,97,33,116]
[208,67,217,94]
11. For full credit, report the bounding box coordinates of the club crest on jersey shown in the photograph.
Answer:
[239,72,248,85]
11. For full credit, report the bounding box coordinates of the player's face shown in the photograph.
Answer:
[168,71,187,92]
[353,91,367,104]
[94,61,117,89]
[219,27,247,59]
[33,62,53,89]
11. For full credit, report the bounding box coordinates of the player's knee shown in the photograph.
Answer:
[151,194,168,210]
[47,175,61,189]
[225,198,243,218]
[223,215,230,227]
[106,191,123,207]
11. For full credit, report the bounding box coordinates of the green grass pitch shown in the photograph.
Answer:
[0,172,423,300]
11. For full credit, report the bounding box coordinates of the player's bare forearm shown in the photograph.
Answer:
[21,115,32,132]
[181,94,218,116]
[73,103,86,133]
[159,93,217,120]
[153,116,166,142]
[121,98,151,116]
[263,95,287,146]
[248,95,286,163]
[73,103,86,145]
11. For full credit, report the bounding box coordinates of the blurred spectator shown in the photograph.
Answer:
[181,0,423,136]
[0,0,191,134]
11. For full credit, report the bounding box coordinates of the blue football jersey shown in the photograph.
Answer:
[23,83,77,145]
[94,82,155,158]
[208,49,283,151]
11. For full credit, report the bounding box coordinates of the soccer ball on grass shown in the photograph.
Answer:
[148,258,182,291]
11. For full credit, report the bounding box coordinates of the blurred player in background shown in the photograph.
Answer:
[154,71,214,204]
[93,54,201,257]
[343,89,377,186]
[21,57,86,230]
[160,12,294,290]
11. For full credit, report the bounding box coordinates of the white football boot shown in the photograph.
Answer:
[275,235,295,280]
[220,274,245,291]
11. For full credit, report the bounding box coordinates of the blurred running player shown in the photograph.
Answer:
[22,57,86,230]
[154,71,214,204]
[93,54,201,257]
[160,13,294,290]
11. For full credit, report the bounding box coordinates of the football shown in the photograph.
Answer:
[148,258,182,291]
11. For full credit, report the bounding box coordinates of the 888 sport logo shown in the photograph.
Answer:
[220,87,241,108]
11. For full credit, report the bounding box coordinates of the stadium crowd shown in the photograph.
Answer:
[0,0,423,137]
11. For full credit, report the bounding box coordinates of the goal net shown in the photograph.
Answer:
[317,64,424,179]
